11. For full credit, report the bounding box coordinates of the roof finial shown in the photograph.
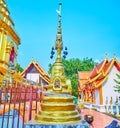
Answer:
[114,53,116,59]
[36,59,38,63]
[105,53,108,60]
[32,57,34,62]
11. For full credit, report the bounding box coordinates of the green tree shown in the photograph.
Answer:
[48,63,53,75]
[16,63,24,73]
[114,74,120,92]
[48,58,96,96]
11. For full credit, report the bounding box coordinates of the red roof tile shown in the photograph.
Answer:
[103,61,112,74]
[114,60,120,71]
[90,59,109,79]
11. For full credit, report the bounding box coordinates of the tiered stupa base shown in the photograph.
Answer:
[35,94,81,124]
[25,94,90,128]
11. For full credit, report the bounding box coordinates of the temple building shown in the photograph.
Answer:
[78,55,120,111]
[0,0,20,84]
[21,59,49,87]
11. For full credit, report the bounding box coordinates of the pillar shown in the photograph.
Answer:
[109,97,114,115]
[0,31,3,51]
[99,86,103,105]
[5,42,11,64]
[105,96,109,113]
[0,33,7,67]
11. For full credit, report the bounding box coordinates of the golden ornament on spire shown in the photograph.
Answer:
[55,3,63,63]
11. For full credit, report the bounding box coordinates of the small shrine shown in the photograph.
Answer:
[25,3,89,128]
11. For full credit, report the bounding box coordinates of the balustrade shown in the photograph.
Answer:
[105,96,120,117]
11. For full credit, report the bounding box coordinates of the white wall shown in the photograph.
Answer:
[95,88,100,105]
[26,73,39,83]
[102,66,120,105]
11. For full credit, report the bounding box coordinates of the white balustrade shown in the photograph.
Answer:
[116,103,120,117]
[105,96,120,117]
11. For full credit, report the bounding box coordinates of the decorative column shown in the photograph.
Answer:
[81,91,84,102]
[109,97,114,115]
[5,42,11,65]
[1,34,7,64]
[89,91,92,104]
[87,90,89,102]
[0,31,4,53]
[84,91,86,102]
[92,90,95,104]
[116,96,120,117]
[105,96,109,113]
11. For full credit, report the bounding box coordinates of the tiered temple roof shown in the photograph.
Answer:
[78,55,120,92]
[21,60,50,84]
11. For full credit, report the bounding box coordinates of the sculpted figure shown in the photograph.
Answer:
[54,79,60,88]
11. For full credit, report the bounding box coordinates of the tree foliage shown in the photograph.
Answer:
[16,63,24,73]
[48,58,96,96]
[114,74,120,92]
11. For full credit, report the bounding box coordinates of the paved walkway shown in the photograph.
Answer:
[82,109,120,128]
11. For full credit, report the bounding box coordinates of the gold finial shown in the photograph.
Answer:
[32,57,34,62]
[105,53,108,60]
[114,53,116,59]
[55,3,63,63]
[36,59,38,63]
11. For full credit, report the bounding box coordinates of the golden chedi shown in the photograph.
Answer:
[35,3,81,124]
[0,0,20,85]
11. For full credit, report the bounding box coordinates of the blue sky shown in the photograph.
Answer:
[7,0,120,72]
